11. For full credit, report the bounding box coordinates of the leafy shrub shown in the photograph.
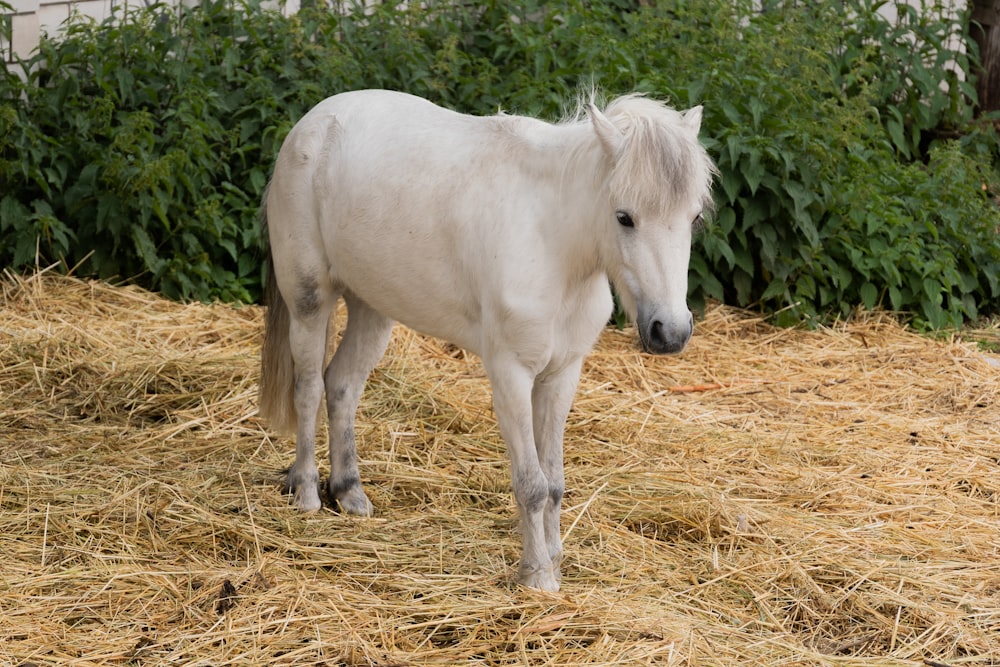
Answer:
[830,143,1000,328]
[1,0,300,300]
[2,0,998,329]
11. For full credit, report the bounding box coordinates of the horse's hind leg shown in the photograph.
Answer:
[324,293,394,515]
[284,280,338,512]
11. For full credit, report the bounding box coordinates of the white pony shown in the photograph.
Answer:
[259,89,716,591]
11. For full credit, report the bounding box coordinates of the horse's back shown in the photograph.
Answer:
[275,89,506,207]
[290,89,481,160]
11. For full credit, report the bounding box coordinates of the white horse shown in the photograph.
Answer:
[258,89,716,591]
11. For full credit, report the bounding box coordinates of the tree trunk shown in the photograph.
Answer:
[971,0,1000,113]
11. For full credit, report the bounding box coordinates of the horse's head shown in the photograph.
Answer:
[589,96,717,355]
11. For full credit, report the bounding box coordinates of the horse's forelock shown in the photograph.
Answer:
[602,95,716,215]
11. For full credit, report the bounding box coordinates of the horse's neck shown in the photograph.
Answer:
[547,124,613,280]
[494,116,613,283]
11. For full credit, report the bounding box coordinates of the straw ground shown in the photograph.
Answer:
[1,271,998,666]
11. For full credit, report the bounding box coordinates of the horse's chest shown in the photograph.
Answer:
[550,277,614,355]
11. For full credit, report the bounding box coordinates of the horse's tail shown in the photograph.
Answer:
[258,184,298,435]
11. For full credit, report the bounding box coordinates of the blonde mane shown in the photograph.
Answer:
[591,94,717,214]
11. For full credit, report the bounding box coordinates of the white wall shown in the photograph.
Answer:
[1,0,298,65]
[4,0,151,63]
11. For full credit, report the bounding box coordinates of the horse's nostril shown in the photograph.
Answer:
[651,320,666,345]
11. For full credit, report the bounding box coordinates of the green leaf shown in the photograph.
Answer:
[860,282,878,309]
[133,226,165,274]
[720,169,743,204]
[740,149,764,195]
[885,108,910,159]
[923,277,942,303]
[733,268,753,306]
[761,278,788,302]
[889,286,903,312]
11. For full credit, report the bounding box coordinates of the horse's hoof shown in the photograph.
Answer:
[518,564,561,592]
[295,491,323,512]
[332,483,374,517]
[285,469,322,512]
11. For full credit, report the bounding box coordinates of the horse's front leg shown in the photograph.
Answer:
[486,357,559,591]
[531,358,584,581]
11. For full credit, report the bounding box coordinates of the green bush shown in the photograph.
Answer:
[2,0,999,328]
[822,142,1000,329]
[1,0,298,300]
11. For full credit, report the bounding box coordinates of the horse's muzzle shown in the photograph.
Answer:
[639,311,693,355]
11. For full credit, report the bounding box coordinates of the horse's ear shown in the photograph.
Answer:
[589,103,624,159]
[684,105,703,133]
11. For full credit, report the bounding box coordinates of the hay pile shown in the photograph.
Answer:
[1,271,997,666]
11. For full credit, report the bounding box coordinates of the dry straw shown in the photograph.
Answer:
[1,270,998,666]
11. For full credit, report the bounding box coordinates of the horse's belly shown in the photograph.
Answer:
[321,190,497,354]
[369,291,483,354]
[331,247,485,353]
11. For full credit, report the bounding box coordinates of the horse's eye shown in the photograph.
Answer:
[616,210,634,228]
